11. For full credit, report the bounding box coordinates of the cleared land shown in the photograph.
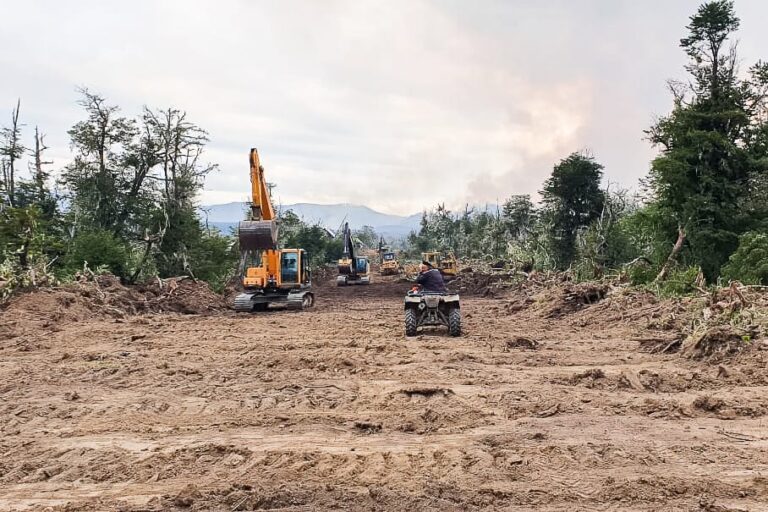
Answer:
[1,273,767,511]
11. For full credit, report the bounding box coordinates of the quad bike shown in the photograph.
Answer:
[404,289,461,337]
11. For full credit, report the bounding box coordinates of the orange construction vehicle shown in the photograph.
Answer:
[233,148,314,311]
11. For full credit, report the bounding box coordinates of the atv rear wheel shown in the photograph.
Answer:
[448,307,461,337]
[405,308,418,337]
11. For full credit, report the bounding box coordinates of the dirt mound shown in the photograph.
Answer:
[1,275,228,333]
[682,325,757,362]
[505,336,540,350]
[570,288,666,326]
[449,268,576,300]
[449,270,518,296]
[538,282,609,318]
[312,264,340,287]
[145,278,229,314]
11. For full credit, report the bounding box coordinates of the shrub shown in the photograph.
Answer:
[721,231,768,285]
[655,265,703,297]
[65,229,131,277]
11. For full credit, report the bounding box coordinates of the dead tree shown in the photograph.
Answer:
[30,127,53,203]
[0,99,26,207]
[655,225,686,282]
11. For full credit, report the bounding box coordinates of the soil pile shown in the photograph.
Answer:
[0,274,227,335]
[449,269,518,296]
[537,282,610,318]
[682,324,759,362]
[311,264,339,287]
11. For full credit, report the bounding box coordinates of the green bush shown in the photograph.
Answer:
[655,265,702,297]
[189,230,238,292]
[626,260,657,286]
[721,231,768,284]
[65,229,131,278]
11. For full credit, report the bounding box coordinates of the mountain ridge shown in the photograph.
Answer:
[200,202,423,237]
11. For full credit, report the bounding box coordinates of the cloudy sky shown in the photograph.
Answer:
[2,0,767,215]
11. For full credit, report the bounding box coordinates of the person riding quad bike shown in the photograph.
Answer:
[415,260,447,293]
[404,260,461,337]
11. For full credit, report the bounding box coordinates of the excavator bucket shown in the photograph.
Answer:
[238,220,277,251]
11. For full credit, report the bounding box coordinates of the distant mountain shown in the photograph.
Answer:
[200,202,422,237]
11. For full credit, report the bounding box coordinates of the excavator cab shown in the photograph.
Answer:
[354,257,369,274]
[281,251,299,284]
[280,249,311,285]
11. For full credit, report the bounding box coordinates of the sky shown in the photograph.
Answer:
[2,0,768,216]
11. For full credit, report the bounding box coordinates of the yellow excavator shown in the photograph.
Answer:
[336,222,371,285]
[233,148,314,312]
[422,251,458,277]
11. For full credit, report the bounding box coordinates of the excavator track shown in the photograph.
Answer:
[233,293,257,312]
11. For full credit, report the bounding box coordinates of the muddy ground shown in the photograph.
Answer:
[1,273,768,511]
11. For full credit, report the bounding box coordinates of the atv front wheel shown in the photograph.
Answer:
[405,308,418,337]
[448,307,461,337]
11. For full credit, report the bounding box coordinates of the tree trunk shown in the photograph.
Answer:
[655,225,686,282]
[6,99,22,207]
[129,238,154,284]
[32,127,52,203]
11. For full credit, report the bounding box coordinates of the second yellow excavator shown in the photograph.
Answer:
[336,222,371,286]
[233,148,314,312]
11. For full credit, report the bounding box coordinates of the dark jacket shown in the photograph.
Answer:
[417,268,447,293]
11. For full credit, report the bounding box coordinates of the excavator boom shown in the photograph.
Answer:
[248,149,275,221]
[238,148,278,251]
[342,222,355,262]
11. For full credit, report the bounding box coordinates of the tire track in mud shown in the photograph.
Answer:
[1,276,768,510]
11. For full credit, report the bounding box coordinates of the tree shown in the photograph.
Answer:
[353,225,378,248]
[502,195,536,242]
[0,102,64,272]
[29,127,54,206]
[62,89,138,232]
[722,231,768,284]
[0,99,26,207]
[679,0,740,102]
[142,107,217,278]
[541,152,605,269]
[647,0,768,280]
[278,209,343,266]
[57,89,227,282]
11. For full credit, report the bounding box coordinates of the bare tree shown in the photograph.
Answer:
[29,126,53,203]
[0,99,26,207]
[142,107,214,208]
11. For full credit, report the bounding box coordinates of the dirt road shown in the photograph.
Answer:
[1,276,767,511]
